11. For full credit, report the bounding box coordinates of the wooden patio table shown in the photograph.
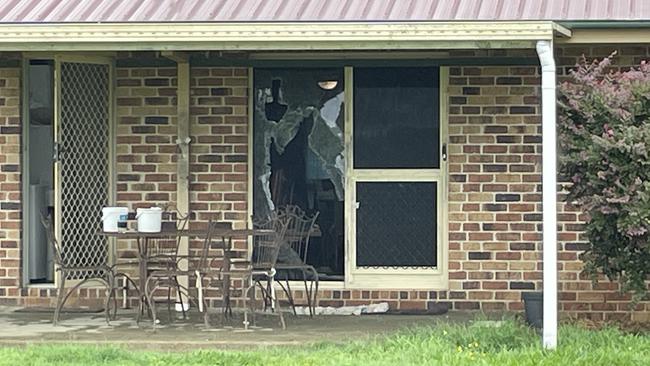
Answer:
[97,227,269,322]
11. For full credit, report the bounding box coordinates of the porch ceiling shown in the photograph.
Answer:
[0,21,570,51]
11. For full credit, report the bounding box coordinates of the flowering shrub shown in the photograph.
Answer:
[558,54,650,301]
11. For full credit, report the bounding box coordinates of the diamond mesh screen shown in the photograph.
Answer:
[356,182,437,268]
[60,62,110,279]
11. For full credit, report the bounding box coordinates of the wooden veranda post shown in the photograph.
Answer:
[163,51,191,310]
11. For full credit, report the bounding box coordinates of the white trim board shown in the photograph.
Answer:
[0,22,569,51]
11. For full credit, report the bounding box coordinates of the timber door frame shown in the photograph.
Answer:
[245,64,449,290]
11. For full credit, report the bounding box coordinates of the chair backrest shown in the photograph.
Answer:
[276,205,319,263]
[195,220,218,274]
[39,213,64,267]
[149,208,191,259]
[251,215,289,271]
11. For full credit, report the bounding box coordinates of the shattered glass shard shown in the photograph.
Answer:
[253,69,345,217]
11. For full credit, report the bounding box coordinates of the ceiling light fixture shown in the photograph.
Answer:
[318,80,338,90]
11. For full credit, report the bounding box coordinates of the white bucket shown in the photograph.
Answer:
[101,207,129,232]
[136,207,163,233]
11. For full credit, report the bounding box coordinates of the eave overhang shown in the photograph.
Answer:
[0,21,570,51]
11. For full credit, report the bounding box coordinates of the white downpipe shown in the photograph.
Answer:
[536,40,558,350]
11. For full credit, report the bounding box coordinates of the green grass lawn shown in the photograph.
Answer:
[0,321,647,366]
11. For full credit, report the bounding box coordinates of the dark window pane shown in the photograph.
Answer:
[356,182,437,267]
[354,67,440,169]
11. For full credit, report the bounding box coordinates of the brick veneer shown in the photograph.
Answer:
[188,67,250,307]
[114,66,179,271]
[115,66,249,306]
[0,68,21,304]
[0,47,648,320]
[446,64,543,313]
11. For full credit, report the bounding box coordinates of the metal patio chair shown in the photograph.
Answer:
[198,221,241,321]
[138,208,191,322]
[227,214,288,330]
[109,207,190,321]
[275,205,320,316]
[41,213,117,325]
[143,220,216,330]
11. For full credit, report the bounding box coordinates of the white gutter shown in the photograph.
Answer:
[536,40,558,350]
[0,21,569,51]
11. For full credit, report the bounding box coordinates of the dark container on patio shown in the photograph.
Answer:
[522,292,543,328]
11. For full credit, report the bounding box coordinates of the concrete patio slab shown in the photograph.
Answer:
[0,306,473,350]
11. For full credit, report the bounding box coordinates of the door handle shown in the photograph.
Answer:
[442,143,447,162]
[53,142,60,162]
[53,142,67,162]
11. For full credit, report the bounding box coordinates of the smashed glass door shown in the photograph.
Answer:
[253,68,345,280]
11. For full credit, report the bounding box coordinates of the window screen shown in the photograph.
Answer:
[356,182,437,268]
[353,67,440,169]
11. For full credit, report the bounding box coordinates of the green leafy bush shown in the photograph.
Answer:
[558,54,650,301]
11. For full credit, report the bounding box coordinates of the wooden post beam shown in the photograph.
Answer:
[161,51,190,63]
[164,51,191,310]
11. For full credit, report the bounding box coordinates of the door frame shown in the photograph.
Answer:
[344,66,449,289]
[21,53,116,287]
[246,65,449,290]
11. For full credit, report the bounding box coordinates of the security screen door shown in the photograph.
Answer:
[347,66,445,288]
[55,56,113,279]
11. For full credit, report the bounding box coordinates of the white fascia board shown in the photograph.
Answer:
[0,21,568,51]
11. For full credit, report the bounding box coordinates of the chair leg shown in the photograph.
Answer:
[144,279,158,330]
[255,281,268,311]
[269,275,285,329]
[193,273,210,328]
[166,287,173,323]
[197,285,210,329]
[223,285,232,321]
[122,277,128,309]
[53,274,66,326]
[280,279,297,316]
[55,275,108,325]
[243,275,255,330]
[273,283,286,330]
[175,278,187,320]
[103,275,114,325]
[269,279,276,312]
[109,287,118,321]
[312,276,319,316]
[203,299,210,329]
[224,275,233,319]
[306,268,319,317]
[302,274,312,317]
[135,293,145,325]
[222,293,230,321]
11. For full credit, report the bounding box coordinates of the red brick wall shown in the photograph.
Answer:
[115,66,179,266]
[446,64,543,312]
[189,67,249,306]
[188,67,248,230]
[0,68,22,304]
[115,66,249,306]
